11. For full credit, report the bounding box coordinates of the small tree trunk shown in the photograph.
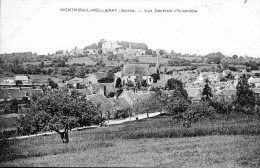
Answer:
[54,124,69,143]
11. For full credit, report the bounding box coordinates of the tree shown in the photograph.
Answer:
[152,51,157,57]
[151,73,160,83]
[166,78,188,99]
[115,78,122,88]
[164,95,190,117]
[234,74,255,114]
[202,78,213,101]
[16,90,102,143]
[97,49,103,55]
[159,50,164,56]
[145,49,152,55]
[15,80,23,86]
[48,78,58,89]
[232,55,238,59]
[181,101,215,127]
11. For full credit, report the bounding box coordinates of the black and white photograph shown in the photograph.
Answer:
[0,0,260,167]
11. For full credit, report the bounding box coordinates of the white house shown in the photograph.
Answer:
[121,64,154,86]
[15,75,31,84]
[248,76,260,87]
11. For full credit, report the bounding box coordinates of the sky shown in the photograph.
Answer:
[1,0,260,57]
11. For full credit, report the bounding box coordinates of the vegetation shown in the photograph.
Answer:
[201,78,213,101]
[0,113,260,166]
[234,74,256,114]
[15,90,103,143]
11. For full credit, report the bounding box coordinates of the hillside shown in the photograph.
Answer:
[1,113,259,167]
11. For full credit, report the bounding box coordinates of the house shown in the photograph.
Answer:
[222,70,231,77]
[15,75,31,85]
[1,79,15,85]
[251,70,260,77]
[69,88,92,97]
[0,87,43,101]
[66,77,86,88]
[99,83,116,96]
[89,83,105,95]
[122,64,154,85]
[248,76,260,87]
[86,72,107,85]
[119,90,139,106]
[87,93,115,118]
[108,96,131,111]
[185,88,202,102]
[194,72,220,83]
[137,92,153,103]
[215,89,236,101]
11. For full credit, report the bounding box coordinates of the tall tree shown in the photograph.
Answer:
[202,78,213,101]
[167,78,188,99]
[16,90,102,143]
[234,74,255,114]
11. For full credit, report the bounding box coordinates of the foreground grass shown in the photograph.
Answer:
[1,136,260,167]
[0,113,260,167]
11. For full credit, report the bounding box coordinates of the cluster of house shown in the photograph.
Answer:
[2,57,260,118]
[0,76,32,86]
[0,87,43,102]
[182,69,260,103]
[81,41,146,56]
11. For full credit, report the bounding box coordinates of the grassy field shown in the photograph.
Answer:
[0,75,61,84]
[0,114,17,129]
[138,56,170,64]
[28,75,62,83]
[0,113,260,167]
[66,57,96,66]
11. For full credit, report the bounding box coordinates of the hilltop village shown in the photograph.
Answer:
[1,40,260,118]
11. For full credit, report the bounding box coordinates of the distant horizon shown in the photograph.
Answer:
[1,0,260,57]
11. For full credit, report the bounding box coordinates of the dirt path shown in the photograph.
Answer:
[2,111,164,140]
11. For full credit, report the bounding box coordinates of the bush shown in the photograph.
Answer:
[114,108,132,119]
[181,101,216,127]
[209,100,233,114]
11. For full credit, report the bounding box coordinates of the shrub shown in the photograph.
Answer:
[114,108,132,119]
[209,100,233,114]
[181,101,216,127]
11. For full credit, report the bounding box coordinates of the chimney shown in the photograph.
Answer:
[104,85,107,96]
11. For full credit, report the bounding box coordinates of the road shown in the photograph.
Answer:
[2,111,164,140]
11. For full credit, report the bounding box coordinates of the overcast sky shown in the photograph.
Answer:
[1,0,260,57]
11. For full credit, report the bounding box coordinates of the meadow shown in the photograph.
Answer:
[0,113,260,167]
[66,57,97,66]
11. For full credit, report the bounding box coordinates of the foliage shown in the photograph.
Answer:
[166,78,188,99]
[15,90,102,142]
[141,80,148,87]
[151,73,160,83]
[234,74,255,114]
[202,78,213,101]
[209,99,233,114]
[117,41,148,50]
[126,80,134,87]
[181,101,216,127]
[116,89,123,97]
[114,108,132,119]
[164,94,190,117]
[48,78,58,89]
[205,52,225,64]
[98,77,114,83]
[107,92,115,98]
[145,49,153,55]
[115,78,122,88]
[15,80,23,86]
[228,66,237,71]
